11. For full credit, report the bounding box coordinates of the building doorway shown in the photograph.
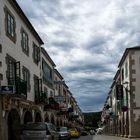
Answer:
[7,109,21,140]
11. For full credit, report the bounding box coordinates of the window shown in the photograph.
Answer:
[33,43,40,64]
[6,55,16,85]
[0,44,2,53]
[42,59,53,87]
[44,87,48,102]
[4,7,16,43]
[22,66,30,91]
[34,75,42,102]
[55,77,58,90]
[125,62,128,78]
[44,87,48,96]
[50,91,53,97]
[0,74,3,80]
[121,68,124,81]
[21,29,29,55]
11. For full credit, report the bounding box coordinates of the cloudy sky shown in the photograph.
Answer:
[17,0,140,112]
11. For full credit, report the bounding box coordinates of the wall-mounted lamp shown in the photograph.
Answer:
[122,81,130,92]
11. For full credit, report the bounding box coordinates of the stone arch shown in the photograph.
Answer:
[63,121,65,126]
[50,114,55,125]
[44,113,49,122]
[56,118,59,127]
[60,119,63,126]
[35,112,42,122]
[23,110,33,124]
[7,109,21,140]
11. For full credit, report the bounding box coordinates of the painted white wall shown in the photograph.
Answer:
[0,0,42,101]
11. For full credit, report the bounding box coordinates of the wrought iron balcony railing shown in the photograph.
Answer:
[7,77,27,98]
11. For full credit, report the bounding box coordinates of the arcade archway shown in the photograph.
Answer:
[7,109,21,140]
[51,114,55,125]
[35,112,42,122]
[45,113,49,122]
[24,111,33,124]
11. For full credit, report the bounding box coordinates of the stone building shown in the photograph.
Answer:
[0,0,44,140]
[102,47,140,138]
[0,1,84,140]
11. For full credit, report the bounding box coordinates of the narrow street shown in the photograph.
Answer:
[72,135,140,140]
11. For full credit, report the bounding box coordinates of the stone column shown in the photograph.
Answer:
[0,96,5,140]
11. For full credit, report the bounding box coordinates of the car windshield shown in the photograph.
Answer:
[59,127,67,132]
[23,123,46,130]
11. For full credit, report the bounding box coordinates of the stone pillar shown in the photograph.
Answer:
[0,96,5,140]
[124,112,129,137]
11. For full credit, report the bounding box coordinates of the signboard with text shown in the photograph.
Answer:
[0,86,15,94]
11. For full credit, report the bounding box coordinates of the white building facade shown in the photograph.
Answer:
[0,1,84,140]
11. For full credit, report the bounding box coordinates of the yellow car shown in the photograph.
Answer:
[69,128,80,138]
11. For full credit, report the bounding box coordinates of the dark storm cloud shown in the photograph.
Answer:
[85,35,109,53]
[77,94,107,112]
[63,63,115,74]
[52,41,74,50]
[16,0,140,112]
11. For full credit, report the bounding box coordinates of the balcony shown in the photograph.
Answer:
[35,92,48,104]
[7,77,27,98]
[44,97,59,111]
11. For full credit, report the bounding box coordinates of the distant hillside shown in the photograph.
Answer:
[83,111,102,129]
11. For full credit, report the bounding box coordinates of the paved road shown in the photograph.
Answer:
[72,135,140,140]
[72,135,93,140]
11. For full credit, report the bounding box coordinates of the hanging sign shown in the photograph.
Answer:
[116,85,123,100]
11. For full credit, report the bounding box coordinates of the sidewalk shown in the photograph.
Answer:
[93,135,140,140]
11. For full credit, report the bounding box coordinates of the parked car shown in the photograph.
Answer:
[80,130,89,136]
[69,128,80,138]
[96,127,103,134]
[89,129,95,135]
[21,122,59,140]
[57,127,71,140]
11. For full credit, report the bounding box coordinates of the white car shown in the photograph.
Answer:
[96,127,104,134]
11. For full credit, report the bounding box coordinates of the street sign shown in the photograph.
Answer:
[0,86,15,94]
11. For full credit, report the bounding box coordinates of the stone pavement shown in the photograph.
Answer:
[92,135,140,140]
